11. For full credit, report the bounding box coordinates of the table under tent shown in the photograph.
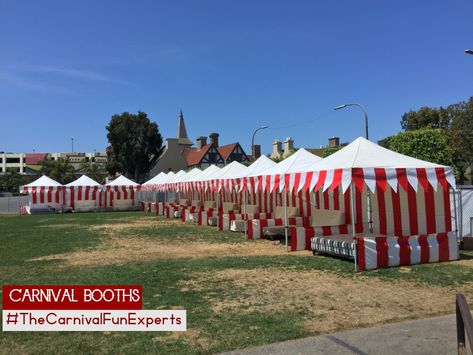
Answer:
[103,175,140,211]
[64,175,102,212]
[283,137,459,271]
[19,175,63,214]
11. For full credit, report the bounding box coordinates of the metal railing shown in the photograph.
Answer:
[456,293,473,354]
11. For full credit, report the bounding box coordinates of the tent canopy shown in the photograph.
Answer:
[234,155,275,179]
[250,148,322,177]
[106,175,139,186]
[280,137,455,194]
[142,172,167,186]
[66,175,101,187]
[21,175,62,188]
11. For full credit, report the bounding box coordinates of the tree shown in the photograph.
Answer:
[40,158,75,184]
[322,146,342,157]
[106,111,163,182]
[400,106,451,131]
[79,161,107,184]
[0,170,36,193]
[381,128,462,178]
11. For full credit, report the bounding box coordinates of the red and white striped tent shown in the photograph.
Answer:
[244,148,323,247]
[104,175,140,210]
[279,137,457,270]
[19,175,63,213]
[65,175,102,212]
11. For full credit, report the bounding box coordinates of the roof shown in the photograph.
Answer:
[182,144,213,166]
[66,175,101,187]
[195,165,221,182]
[312,137,447,170]
[250,148,322,177]
[25,153,48,165]
[217,143,238,161]
[22,175,62,188]
[211,161,247,180]
[106,175,139,186]
[177,110,193,145]
[142,172,167,186]
[234,155,276,179]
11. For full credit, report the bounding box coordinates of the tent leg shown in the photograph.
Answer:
[350,184,358,272]
[284,191,288,253]
[244,189,248,240]
[453,187,459,242]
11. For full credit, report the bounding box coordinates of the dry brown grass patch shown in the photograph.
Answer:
[183,268,473,334]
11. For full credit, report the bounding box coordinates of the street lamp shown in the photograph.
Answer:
[251,125,269,159]
[465,49,473,55]
[334,103,369,140]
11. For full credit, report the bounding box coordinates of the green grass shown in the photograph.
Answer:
[1,211,473,354]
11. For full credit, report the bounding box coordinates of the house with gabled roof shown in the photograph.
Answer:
[149,111,249,175]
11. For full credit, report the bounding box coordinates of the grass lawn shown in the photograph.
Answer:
[1,211,473,354]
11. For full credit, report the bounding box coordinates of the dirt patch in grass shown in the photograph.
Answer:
[183,268,472,334]
[29,236,306,267]
[88,217,182,232]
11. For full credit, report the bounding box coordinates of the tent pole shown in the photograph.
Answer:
[244,186,248,240]
[350,183,358,272]
[284,189,288,253]
[459,187,463,239]
[216,186,220,228]
[453,186,459,242]
[367,190,373,233]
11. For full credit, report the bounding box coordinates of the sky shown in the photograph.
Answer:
[1,0,472,155]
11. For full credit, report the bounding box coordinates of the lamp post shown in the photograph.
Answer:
[465,49,473,55]
[251,125,269,159]
[334,103,369,140]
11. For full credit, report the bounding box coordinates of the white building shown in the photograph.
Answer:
[0,153,25,174]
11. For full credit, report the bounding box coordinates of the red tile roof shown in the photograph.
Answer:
[217,143,238,161]
[182,144,212,166]
[25,153,48,165]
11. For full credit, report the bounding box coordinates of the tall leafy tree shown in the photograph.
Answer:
[40,157,75,184]
[106,111,163,182]
[79,161,107,184]
[400,106,451,131]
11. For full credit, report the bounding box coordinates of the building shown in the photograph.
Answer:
[0,153,25,174]
[270,137,295,160]
[150,110,249,175]
[0,151,107,175]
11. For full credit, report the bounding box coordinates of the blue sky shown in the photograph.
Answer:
[1,0,472,154]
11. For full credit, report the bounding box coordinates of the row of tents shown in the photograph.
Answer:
[20,174,140,214]
[141,137,459,271]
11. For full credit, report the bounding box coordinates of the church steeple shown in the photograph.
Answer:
[177,109,193,146]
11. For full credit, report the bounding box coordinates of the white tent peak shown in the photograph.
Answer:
[142,172,167,186]
[212,161,247,180]
[235,155,276,178]
[196,165,221,182]
[66,175,101,187]
[22,175,62,188]
[252,148,322,176]
[106,175,139,186]
[315,136,447,170]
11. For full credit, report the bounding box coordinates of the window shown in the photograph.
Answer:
[6,157,20,164]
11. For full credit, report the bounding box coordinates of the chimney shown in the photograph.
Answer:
[328,136,340,148]
[252,144,261,159]
[209,132,219,147]
[272,139,283,159]
[196,136,207,150]
[283,137,294,157]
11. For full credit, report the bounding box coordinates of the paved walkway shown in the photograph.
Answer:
[223,315,458,355]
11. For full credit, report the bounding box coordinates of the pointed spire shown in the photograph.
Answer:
[177,109,192,146]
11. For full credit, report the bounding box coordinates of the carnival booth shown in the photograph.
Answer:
[286,137,458,271]
[200,161,248,226]
[164,170,189,218]
[243,148,323,243]
[178,168,204,222]
[65,175,102,212]
[19,175,63,214]
[220,155,276,231]
[141,172,167,214]
[104,175,140,211]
